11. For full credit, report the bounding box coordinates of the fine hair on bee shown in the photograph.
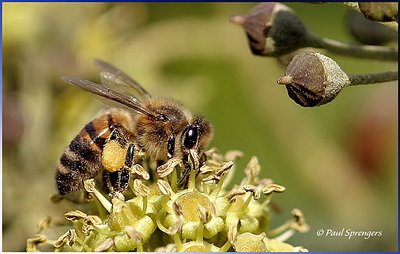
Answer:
[55,59,213,199]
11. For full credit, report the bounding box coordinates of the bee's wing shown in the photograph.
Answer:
[94,59,151,98]
[62,77,155,117]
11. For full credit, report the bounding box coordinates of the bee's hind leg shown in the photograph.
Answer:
[103,143,135,196]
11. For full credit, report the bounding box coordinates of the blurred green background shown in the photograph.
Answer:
[2,2,397,252]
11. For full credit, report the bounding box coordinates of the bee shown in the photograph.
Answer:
[56,59,213,197]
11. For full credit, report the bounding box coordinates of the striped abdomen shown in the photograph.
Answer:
[56,114,116,195]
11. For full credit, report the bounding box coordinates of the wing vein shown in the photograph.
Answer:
[62,76,154,117]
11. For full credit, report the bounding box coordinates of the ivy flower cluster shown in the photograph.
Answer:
[28,148,309,252]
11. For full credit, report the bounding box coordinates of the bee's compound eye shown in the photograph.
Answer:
[183,125,198,149]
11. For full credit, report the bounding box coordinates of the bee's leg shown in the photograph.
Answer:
[103,169,130,193]
[104,143,135,194]
[125,144,135,168]
[102,171,114,193]
[178,160,191,188]
[178,150,205,189]
[108,128,127,145]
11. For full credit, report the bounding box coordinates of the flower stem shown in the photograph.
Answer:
[267,221,291,238]
[307,33,398,61]
[188,169,197,191]
[92,189,112,213]
[349,71,398,86]
[273,229,295,242]
[220,239,232,252]
[195,222,204,243]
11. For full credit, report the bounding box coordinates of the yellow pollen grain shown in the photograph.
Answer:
[102,141,126,172]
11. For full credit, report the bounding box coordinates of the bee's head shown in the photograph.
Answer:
[140,99,213,161]
[177,116,213,157]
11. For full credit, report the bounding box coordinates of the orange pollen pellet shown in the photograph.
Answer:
[102,141,126,172]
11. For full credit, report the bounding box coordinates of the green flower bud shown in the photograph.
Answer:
[231,2,309,56]
[266,239,307,252]
[277,52,350,107]
[347,10,398,45]
[233,232,267,252]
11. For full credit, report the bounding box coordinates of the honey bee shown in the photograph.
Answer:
[56,59,213,197]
